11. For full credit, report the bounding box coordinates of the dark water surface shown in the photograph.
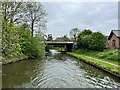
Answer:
[2,50,120,88]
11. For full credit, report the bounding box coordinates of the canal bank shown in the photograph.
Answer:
[2,55,29,65]
[67,52,120,78]
[2,50,120,88]
[2,53,45,65]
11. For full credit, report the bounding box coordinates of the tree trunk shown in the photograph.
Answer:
[31,21,34,37]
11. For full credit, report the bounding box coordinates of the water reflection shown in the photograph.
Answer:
[2,50,120,88]
[2,59,44,88]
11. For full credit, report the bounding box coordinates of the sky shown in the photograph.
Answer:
[42,1,118,38]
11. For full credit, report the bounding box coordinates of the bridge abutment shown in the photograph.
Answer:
[65,45,73,52]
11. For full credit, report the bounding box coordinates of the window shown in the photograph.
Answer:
[112,40,116,48]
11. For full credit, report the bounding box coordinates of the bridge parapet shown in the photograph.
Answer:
[45,41,74,45]
[45,41,75,52]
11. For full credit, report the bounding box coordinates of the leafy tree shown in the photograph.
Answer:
[79,29,92,36]
[2,2,23,24]
[0,2,2,58]
[81,35,92,49]
[89,32,106,51]
[2,22,22,58]
[2,2,23,58]
[77,29,92,49]
[77,29,106,51]
[70,28,80,42]
[55,35,70,41]
[23,2,46,36]
[2,2,46,62]
[28,37,45,58]
[17,23,31,55]
[18,23,45,58]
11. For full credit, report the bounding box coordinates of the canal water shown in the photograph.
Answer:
[2,50,120,88]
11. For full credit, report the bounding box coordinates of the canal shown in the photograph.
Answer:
[2,50,120,88]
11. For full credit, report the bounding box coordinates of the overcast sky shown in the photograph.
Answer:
[42,2,118,38]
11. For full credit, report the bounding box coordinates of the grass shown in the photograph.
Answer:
[67,49,120,76]
[50,46,65,51]
[74,49,119,66]
[97,49,120,63]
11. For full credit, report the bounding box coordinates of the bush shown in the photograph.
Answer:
[22,37,45,58]
[77,30,106,51]
[89,32,106,51]
[18,23,45,59]
[97,50,113,58]
[28,37,45,58]
[2,23,23,59]
[77,29,92,49]
[97,49,120,61]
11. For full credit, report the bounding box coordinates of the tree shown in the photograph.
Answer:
[77,30,106,51]
[89,32,106,51]
[2,2,23,24]
[23,2,46,36]
[2,22,22,58]
[55,35,70,41]
[70,28,80,42]
[18,23,45,58]
[79,29,92,36]
[1,2,46,61]
[78,35,92,49]
[2,2,23,57]
[62,35,70,41]
[77,29,92,49]
[0,2,2,57]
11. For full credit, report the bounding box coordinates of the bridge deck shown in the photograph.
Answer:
[45,41,74,45]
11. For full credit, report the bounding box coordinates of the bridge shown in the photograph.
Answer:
[45,41,75,52]
[46,41,74,45]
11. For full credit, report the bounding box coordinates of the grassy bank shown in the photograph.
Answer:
[50,47,65,51]
[67,49,120,77]
[2,54,28,65]
[74,49,119,65]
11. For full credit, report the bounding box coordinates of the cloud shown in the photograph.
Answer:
[42,2,118,38]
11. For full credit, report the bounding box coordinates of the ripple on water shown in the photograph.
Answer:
[2,50,120,88]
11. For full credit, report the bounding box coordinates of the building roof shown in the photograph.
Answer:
[108,30,120,40]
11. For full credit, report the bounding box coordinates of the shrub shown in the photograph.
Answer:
[29,37,45,58]
[77,30,106,51]
[97,49,120,61]
[18,23,45,59]
[89,32,106,51]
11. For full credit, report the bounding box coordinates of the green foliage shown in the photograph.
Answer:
[97,49,120,61]
[2,2,46,63]
[68,52,119,74]
[77,29,106,51]
[55,35,70,41]
[79,29,92,36]
[73,49,120,67]
[77,29,92,49]
[2,22,22,58]
[89,32,106,51]
[74,49,99,57]
[24,37,45,58]
[18,23,45,58]
[2,22,45,63]
[18,23,31,54]
[77,35,92,49]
